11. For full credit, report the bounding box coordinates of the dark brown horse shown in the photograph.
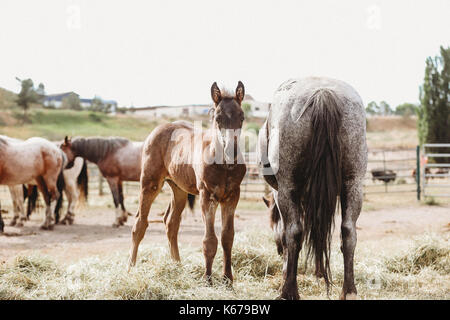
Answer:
[61,136,143,227]
[128,82,247,284]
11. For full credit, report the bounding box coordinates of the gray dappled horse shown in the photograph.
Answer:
[258,77,367,300]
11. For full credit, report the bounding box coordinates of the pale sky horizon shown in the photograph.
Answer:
[1,0,449,108]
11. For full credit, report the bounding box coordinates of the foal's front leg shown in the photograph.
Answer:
[200,189,219,283]
[220,190,240,283]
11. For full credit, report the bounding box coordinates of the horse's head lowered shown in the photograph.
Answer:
[211,81,245,164]
[60,136,76,168]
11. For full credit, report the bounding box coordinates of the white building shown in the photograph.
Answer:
[131,93,270,119]
[131,104,211,118]
[43,92,118,111]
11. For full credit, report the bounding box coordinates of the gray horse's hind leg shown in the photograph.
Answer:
[277,186,302,300]
[340,178,363,300]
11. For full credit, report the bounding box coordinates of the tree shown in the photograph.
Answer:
[418,46,450,162]
[61,92,82,110]
[15,78,44,121]
[395,103,418,117]
[242,102,252,118]
[365,101,379,115]
[89,96,105,112]
[379,101,393,115]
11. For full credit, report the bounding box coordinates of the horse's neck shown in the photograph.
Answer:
[207,126,243,166]
[73,140,98,164]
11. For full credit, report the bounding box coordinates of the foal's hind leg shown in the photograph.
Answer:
[128,174,164,271]
[164,181,187,262]
[340,178,363,300]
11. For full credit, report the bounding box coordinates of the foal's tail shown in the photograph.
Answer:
[77,159,89,205]
[302,88,343,290]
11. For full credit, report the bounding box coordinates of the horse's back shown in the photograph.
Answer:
[0,136,61,185]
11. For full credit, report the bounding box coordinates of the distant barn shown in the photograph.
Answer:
[43,92,117,111]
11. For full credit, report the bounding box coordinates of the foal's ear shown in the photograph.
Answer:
[235,81,245,104]
[211,82,222,105]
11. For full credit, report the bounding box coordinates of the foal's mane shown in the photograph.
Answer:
[71,137,130,163]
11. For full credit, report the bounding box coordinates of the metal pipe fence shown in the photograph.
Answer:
[1,145,449,210]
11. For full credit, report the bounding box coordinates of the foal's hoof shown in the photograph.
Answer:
[9,219,17,227]
[278,289,300,300]
[16,221,24,228]
[112,223,120,228]
[203,274,213,286]
[340,292,358,300]
[221,275,234,289]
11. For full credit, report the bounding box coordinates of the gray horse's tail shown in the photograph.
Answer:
[77,159,89,204]
[302,88,343,290]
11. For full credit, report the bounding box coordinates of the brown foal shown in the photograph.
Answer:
[128,82,247,283]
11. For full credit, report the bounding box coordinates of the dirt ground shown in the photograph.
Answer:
[1,197,449,265]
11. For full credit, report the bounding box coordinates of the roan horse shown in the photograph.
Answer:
[258,77,367,300]
[128,82,247,284]
[60,136,143,227]
[8,156,88,225]
[0,135,65,231]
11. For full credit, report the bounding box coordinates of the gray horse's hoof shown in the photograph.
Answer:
[9,219,17,227]
[112,223,120,228]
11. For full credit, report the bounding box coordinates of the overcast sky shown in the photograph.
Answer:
[1,0,449,108]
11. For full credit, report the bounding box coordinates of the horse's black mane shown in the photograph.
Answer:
[71,137,130,163]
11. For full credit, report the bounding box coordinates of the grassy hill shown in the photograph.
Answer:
[0,108,160,141]
[0,87,18,110]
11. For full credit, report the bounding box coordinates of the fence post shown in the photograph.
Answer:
[416,145,421,201]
